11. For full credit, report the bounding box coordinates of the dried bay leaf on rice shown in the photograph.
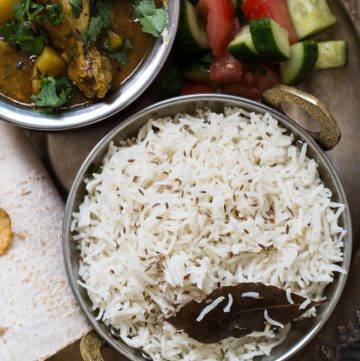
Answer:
[166,283,325,344]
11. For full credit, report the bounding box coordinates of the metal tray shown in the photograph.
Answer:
[27,1,360,360]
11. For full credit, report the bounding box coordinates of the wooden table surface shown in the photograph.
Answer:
[288,3,360,359]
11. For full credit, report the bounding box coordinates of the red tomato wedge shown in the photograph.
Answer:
[210,52,243,84]
[241,0,298,44]
[180,81,217,96]
[197,0,235,56]
[222,64,280,100]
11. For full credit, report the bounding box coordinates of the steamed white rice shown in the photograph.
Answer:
[72,108,346,361]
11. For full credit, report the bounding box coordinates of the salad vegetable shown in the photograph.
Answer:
[280,40,319,85]
[316,41,347,70]
[286,0,336,39]
[176,0,347,99]
[197,0,235,56]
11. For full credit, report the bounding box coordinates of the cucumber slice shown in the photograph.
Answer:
[281,40,319,85]
[287,0,336,39]
[250,18,290,63]
[227,26,259,63]
[177,0,209,54]
[316,41,347,70]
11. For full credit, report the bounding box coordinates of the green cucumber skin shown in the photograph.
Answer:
[281,40,318,85]
[287,0,336,39]
[250,19,290,63]
[228,42,259,63]
[316,41,347,70]
[228,26,259,63]
[177,1,208,55]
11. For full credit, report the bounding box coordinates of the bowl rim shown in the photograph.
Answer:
[63,94,352,361]
[0,2,180,131]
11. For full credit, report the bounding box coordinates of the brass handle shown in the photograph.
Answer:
[262,84,341,150]
[80,331,105,361]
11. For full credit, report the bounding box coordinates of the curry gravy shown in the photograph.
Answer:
[0,0,153,106]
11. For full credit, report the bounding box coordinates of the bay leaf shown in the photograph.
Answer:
[166,283,325,344]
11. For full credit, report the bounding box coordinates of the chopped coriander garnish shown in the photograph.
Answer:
[82,16,102,43]
[95,0,113,28]
[103,32,112,53]
[1,0,63,56]
[133,0,167,38]
[13,0,64,25]
[124,38,134,49]
[32,75,74,109]
[0,21,45,55]
[69,0,83,19]
[82,0,114,44]
[107,50,127,64]
[103,31,128,64]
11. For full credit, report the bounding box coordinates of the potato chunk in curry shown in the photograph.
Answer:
[0,0,18,26]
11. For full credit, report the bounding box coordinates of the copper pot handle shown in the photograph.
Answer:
[80,331,105,361]
[262,84,341,151]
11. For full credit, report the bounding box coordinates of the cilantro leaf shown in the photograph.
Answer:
[81,0,114,44]
[13,0,64,25]
[102,31,128,63]
[107,50,127,64]
[32,75,74,109]
[95,0,113,28]
[133,0,167,38]
[124,38,134,49]
[82,16,102,43]
[69,0,83,19]
[0,21,45,55]
[103,34,111,52]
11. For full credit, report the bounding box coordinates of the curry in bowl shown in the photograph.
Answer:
[0,0,167,110]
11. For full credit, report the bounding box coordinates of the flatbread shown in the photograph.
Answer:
[0,122,91,361]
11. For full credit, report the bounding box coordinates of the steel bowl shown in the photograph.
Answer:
[0,2,179,131]
[63,89,352,361]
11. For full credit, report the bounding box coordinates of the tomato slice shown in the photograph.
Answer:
[241,0,298,44]
[210,52,243,84]
[180,81,217,96]
[222,63,280,100]
[197,0,235,56]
